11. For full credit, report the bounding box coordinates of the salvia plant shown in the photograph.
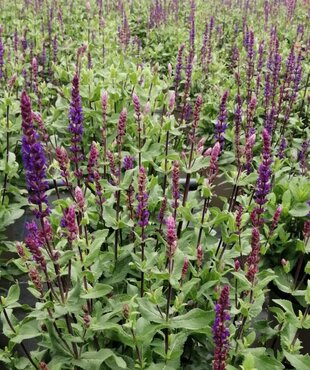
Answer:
[0,1,309,370]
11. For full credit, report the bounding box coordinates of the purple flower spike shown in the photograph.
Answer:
[0,33,4,79]
[158,196,167,223]
[277,135,286,159]
[174,44,185,98]
[52,36,57,63]
[245,133,256,174]
[246,227,260,283]
[215,91,229,150]
[136,167,149,228]
[21,91,50,218]
[75,186,85,210]
[212,285,230,370]
[117,108,127,145]
[172,161,180,211]
[255,129,272,209]
[62,206,78,242]
[181,257,189,280]
[166,216,177,258]
[123,155,135,170]
[298,139,309,175]
[56,146,70,180]
[68,74,84,178]
[269,206,282,235]
[87,142,99,181]
[25,221,46,269]
[234,92,242,169]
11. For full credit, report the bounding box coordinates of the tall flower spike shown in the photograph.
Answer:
[208,142,221,184]
[117,108,127,145]
[107,150,118,181]
[174,43,185,99]
[246,227,260,283]
[215,91,229,150]
[87,141,99,181]
[61,206,78,242]
[166,216,177,258]
[244,133,256,174]
[158,196,167,223]
[269,206,282,236]
[75,186,85,210]
[56,146,70,181]
[136,167,149,228]
[234,90,242,169]
[212,285,230,370]
[235,205,243,234]
[192,94,203,132]
[21,91,50,218]
[254,129,272,211]
[29,267,43,292]
[181,257,189,280]
[25,221,46,269]
[0,33,4,79]
[123,155,135,170]
[68,74,84,178]
[196,244,204,268]
[172,161,180,212]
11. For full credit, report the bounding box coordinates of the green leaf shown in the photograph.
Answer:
[146,364,176,370]
[289,203,310,218]
[137,298,165,324]
[252,352,284,370]
[241,353,257,370]
[135,318,163,346]
[77,349,126,369]
[11,320,41,344]
[85,229,109,266]
[232,272,252,290]
[81,283,113,299]
[171,309,213,330]
[305,281,310,304]
[284,351,310,370]
[4,284,20,307]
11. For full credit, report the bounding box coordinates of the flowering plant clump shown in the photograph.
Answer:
[0,1,309,370]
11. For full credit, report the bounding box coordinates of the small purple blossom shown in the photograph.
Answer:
[123,155,135,170]
[269,206,282,235]
[62,206,78,242]
[87,142,99,181]
[0,33,4,78]
[234,92,242,169]
[196,244,204,268]
[21,91,50,218]
[158,196,167,223]
[68,74,84,177]
[245,133,256,174]
[246,227,260,283]
[166,216,177,258]
[75,186,85,210]
[181,257,189,280]
[174,44,185,98]
[215,91,229,150]
[254,129,272,210]
[56,147,70,181]
[212,285,230,370]
[277,135,286,159]
[136,167,149,228]
[25,221,46,269]
[117,108,127,145]
[172,161,180,211]
[298,139,309,175]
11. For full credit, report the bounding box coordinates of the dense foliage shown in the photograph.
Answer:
[0,0,309,369]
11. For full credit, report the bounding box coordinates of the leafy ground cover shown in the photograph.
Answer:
[0,0,309,369]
